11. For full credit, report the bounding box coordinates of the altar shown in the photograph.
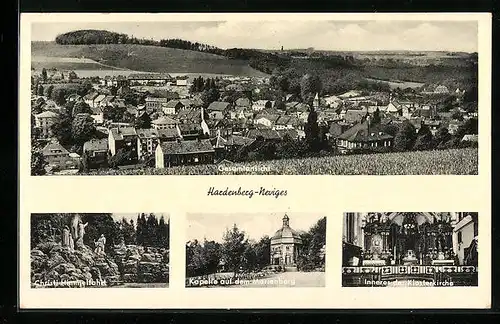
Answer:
[359,213,456,267]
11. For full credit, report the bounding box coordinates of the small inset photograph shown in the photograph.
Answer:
[185,212,326,288]
[342,212,478,287]
[30,213,170,288]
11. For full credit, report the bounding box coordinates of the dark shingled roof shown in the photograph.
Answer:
[158,139,214,155]
[338,121,393,142]
[83,138,108,152]
[246,128,281,140]
[157,128,180,139]
[207,101,231,112]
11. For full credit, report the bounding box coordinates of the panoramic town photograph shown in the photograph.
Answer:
[185,212,326,288]
[29,19,479,175]
[30,213,170,288]
[342,212,478,287]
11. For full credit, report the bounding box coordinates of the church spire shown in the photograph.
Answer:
[282,214,290,227]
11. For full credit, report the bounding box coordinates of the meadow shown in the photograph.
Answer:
[31,41,268,76]
[80,148,478,176]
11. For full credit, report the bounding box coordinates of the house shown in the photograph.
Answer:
[41,141,78,170]
[423,120,442,135]
[461,134,478,142]
[285,94,300,102]
[136,128,160,160]
[235,97,251,109]
[416,104,437,119]
[255,114,280,128]
[434,85,450,94]
[84,92,99,107]
[93,94,106,108]
[127,73,173,86]
[273,116,294,130]
[386,100,402,114]
[90,106,104,125]
[328,121,351,140]
[344,110,367,124]
[145,97,170,112]
[157,128,182,142]
[66,94,82,103]
[100,95,115,107]
[178,123,203,140]
[337,121,394,153]
[246,128,281,142]
[447,120,463,135]
[34,110,58,138]
[176,78,189,87]
[252,100,272,111]
[155,139,215,168]
[230,106,248,120]
[338,90,362,99]
[82,138,109,169]
[285,101,300,111]
[162,100,184,115]
[207,101,231,120]
[152,116,178,130]
[324,95,342,108]
[277,128,301,140]
[108,127,138,162]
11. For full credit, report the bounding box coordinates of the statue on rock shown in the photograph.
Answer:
[62,225,74,252]
[94,234,106,255]
[75,220,88,249]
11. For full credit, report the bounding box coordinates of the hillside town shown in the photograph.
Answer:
[30,67,479,175]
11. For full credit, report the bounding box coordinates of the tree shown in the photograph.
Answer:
[46,85,54,98]
[72,101,91,116]
[297,217,326,271]
[31,150,47,176]
[51,113,73,146]
[300,74,322,104]
[253,236,271,270]
[134,112,152,129]
[68,71,78,81]
[455,117,478,140]
[108,148,131,169]
[394,121,417,151]
[51,88,67,106]
[413,123,434,151]
[201,88,220,108]
[221,224,247,272]
[434,126,452,148]
[304,109,321,152]
[41,68,48,82]
[77,80,93,96]
[37,84,44,96]
[372,107,381,125]
[71,114,96,146]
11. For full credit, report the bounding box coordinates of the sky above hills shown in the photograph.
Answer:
[31,20,478,52]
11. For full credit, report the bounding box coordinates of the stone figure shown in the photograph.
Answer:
[94,234,106,255]
[75,221,88,248]
[62,225,71,248]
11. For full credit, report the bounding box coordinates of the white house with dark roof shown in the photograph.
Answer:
[152,116,178,130]
[35,110,58,138]
[136,128,160,159]
[108,127,138,159]
[155,139,215,168]
[162,100,184,115]
[337,121,393,153]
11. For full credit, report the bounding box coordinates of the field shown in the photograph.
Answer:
[80,148,478,176]
[364,77,425,90]
[31,41,268,76]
